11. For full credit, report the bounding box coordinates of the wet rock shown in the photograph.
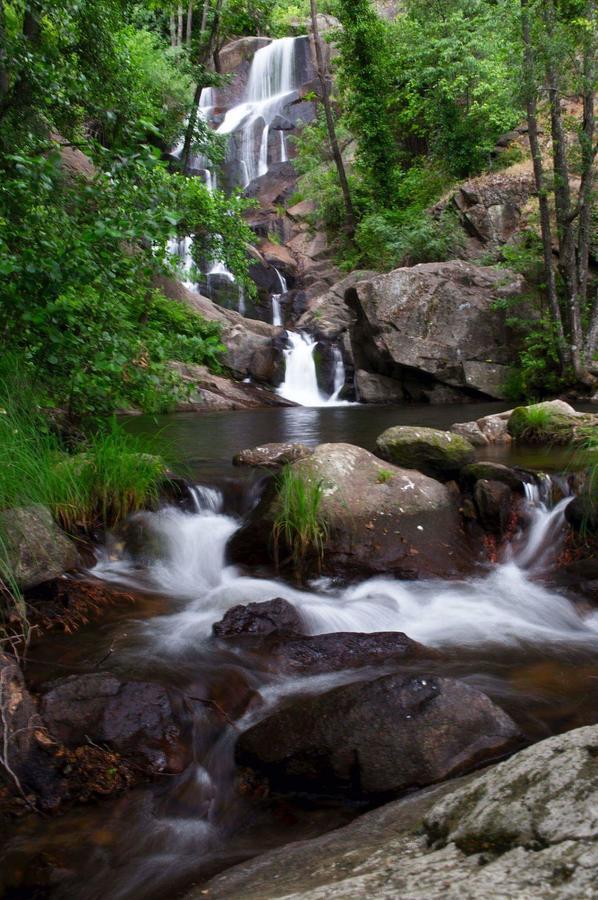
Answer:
[267,631,439,675]
[233,442,313,469]
[376,426,475,481]
[230,442,474,579]
[40,673,187,774]
[474,480,514,536]
[460,462,527,493]
[197,725,598,900]
[354,370,405,404]
[213,599,304,638]
[565,495,598,534]
[297,271,377,341]
[345,261,526,400]
[236,673,521,798]
[0,505,79,591]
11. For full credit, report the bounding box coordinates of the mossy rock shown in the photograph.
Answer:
[460,462,527,493]
[376,426,475,480]
[507,402,597,446]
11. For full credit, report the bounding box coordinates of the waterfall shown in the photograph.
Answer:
[277,332,350,407]
[217,37,299,187]
[330,345,346,401]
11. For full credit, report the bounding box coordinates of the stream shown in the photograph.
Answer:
[2,404,598,900]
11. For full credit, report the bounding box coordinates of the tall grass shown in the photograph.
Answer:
[272,465,328,584]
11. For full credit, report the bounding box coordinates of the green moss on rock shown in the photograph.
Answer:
[376,426,475,480]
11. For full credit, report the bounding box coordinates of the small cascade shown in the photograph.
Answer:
[271,267,287,327]
[511,475,574,573]
[188,485,224,515]
[277,330,350,408]
[330,345,347,401]
[279,129,288,163]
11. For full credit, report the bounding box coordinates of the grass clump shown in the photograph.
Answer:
[376,468,394,484]
[272,465,328,585]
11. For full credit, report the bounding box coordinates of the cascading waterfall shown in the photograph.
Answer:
[217,37,299,187]
[94,479,598,654]
[277,332,349,407]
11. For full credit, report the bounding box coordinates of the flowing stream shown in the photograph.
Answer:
[5,454,597,900]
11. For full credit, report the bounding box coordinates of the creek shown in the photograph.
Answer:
[3,403,597,900]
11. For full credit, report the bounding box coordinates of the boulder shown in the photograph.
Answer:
[213,598,304,638]
[0,505,79,590]
[345,261,526,399]
[233,442,313,469]
[266,631,439,675]
[229,443,474,579]
[460,462,527,493]
[236,673,521,797]
[376,426,475,481]
[451,408,513,446]
[196,725,598,900]
[40,673,188,774]
[474,480,514,536]
[171,362,291,411]
[433,172,536,256]
[355,370,405,404]
[507,401,596,445]
[297,271,377,341]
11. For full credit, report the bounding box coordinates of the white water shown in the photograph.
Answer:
[217,37,299,187]
[94,485,598,656]
[277,332,350,407]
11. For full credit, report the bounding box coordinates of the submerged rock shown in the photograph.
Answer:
[236,673,521,798]
[376,426,475,481]
[0,505,79,590]
[233,443,313,469]
[196,725,598,900]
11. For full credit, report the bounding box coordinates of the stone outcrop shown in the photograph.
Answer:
[194,725,598,900]
[354,370,405,403]
[171,363,292,411]
[345,261,526,400]
[0,505,79,590]
[433,172,536,258]
[376,426,475,481]
[229,442,477,579]
[233,442,313,469]
[297,271,376,341]
[236,673,521,798]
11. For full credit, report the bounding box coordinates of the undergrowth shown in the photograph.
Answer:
[272,465,328,585]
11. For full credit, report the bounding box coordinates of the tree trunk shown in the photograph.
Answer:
[180,0,223,174]
[170,10,176,47]
[186,1,193,47]
[519,0,567,368]
[200,0,210,33]
[177,4,184,47]
[310,0,356,236]
[543,0,584,379]
[578,0,596,361]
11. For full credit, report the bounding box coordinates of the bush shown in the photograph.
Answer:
[354,208,463,270]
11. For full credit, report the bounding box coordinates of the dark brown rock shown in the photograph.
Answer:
[460,462,527,493]
[268,631,439,675]
[236,673,521,797]
[474,480,514,536]
[41,673,187,774]
[213,598,304,638]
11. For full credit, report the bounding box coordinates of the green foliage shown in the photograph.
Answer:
[0,142,252,420]
[352,208,463,271]
[376,468,394,484]
[0,363,167,532]
[273,465,328,584]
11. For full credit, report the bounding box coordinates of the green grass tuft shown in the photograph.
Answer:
[272,465,328,585]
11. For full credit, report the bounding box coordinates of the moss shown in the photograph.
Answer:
[507,405,598,446]
[376,426,475,480]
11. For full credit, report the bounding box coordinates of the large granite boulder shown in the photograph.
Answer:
[0,505,79,591]
[229,442,473,579]
[236,673,521,797]
[376,426,475,481]
[194,725,598,900]
[346,261,526,399]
